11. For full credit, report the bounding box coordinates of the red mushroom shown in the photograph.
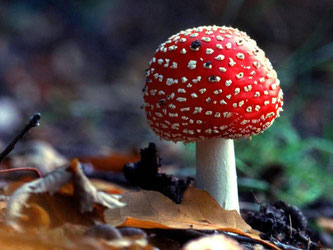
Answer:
[143,25,283,211]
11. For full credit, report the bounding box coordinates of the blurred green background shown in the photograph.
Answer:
[0,0,332,207]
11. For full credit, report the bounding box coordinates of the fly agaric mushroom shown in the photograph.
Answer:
[143,25,283,211]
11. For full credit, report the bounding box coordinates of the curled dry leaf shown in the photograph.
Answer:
[6,159,125,230]
[69,159,125,213]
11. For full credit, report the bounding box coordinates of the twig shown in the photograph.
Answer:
[0,113,41,165]
[0,167,42,178]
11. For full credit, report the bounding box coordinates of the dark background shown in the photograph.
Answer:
[0,0,332,206]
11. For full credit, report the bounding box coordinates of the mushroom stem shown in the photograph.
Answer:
[196,138,239,212]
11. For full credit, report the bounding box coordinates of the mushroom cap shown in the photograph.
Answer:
[143,25,283,142]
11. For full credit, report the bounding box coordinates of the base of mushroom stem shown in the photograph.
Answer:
[195,138,240,212]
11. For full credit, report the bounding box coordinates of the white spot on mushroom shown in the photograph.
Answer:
[206,97,211,103]
[192,76,202,83]
[208,76,221,82]
[220,125,227,130]
[229,58,236,67]
[176,97,187,102]
[264,90,269,95]
[188,60,197,70]
[234,88,240,95]
[216,44,223,49]
[244,85,252,92]
[206,48,214,54]
[181,77,188,83]
[178,88,186,93]
[272,97,277,104]
[157,59,163,65]
[155,112,163,117]
[169,104,176,109]
[180,48,186,54]
[246,106,252,112]
[191,93,198,98]
[255,105,260,111]
[254,91,260,97]
[250,71,256,75]
[187,83,193,88]
[259,77,265,83]
[170,62,178,69]
[219,67,226,72]
[216,35,223,41]
[239,100,244,107]
[264,100,270,105]
[213,89,223,95]
[226,94,232,99]
[190,33,199,37]
[199,88,206,94]
[180,107,190,112]
[214,112,221,118]
[205,129,212,134]
[203,62,212,69]
[205,111,213,115]
[225,79,232,87]
[232,103,237,108]
[271,83,277,90]
[169,113,178,117]
[201,37,211,42]
[168,45,177,51]
[171,123,180,129]
[181,116,189,120]
[196,120,203,124]
[180,38,186,42]
[215,54,225,60]
[236,72,244,79]
[166,78,178,86]
[220,99,227,105]
[150,89,157,96]
[236,39,244,46]
[193,107,203,114]
[226,42,232,49]
[223,112,232,118]
[236,53,245,60]
[253,62,260,68]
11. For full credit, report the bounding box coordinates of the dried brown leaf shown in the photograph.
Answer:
[105,186,250,231]
[105,187,280,250]
[6,159,125,230]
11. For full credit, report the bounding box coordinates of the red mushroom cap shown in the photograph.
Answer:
[143,25,283,142]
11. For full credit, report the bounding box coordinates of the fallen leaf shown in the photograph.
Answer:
[6,140,67,175]
[105,186,250,231]
[6,159,125,230]
[105,187,280,250]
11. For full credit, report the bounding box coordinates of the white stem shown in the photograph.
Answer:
[195,138,239,212]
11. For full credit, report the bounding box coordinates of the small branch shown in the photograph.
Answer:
[0,113,41,165]
[0,167,42,178]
